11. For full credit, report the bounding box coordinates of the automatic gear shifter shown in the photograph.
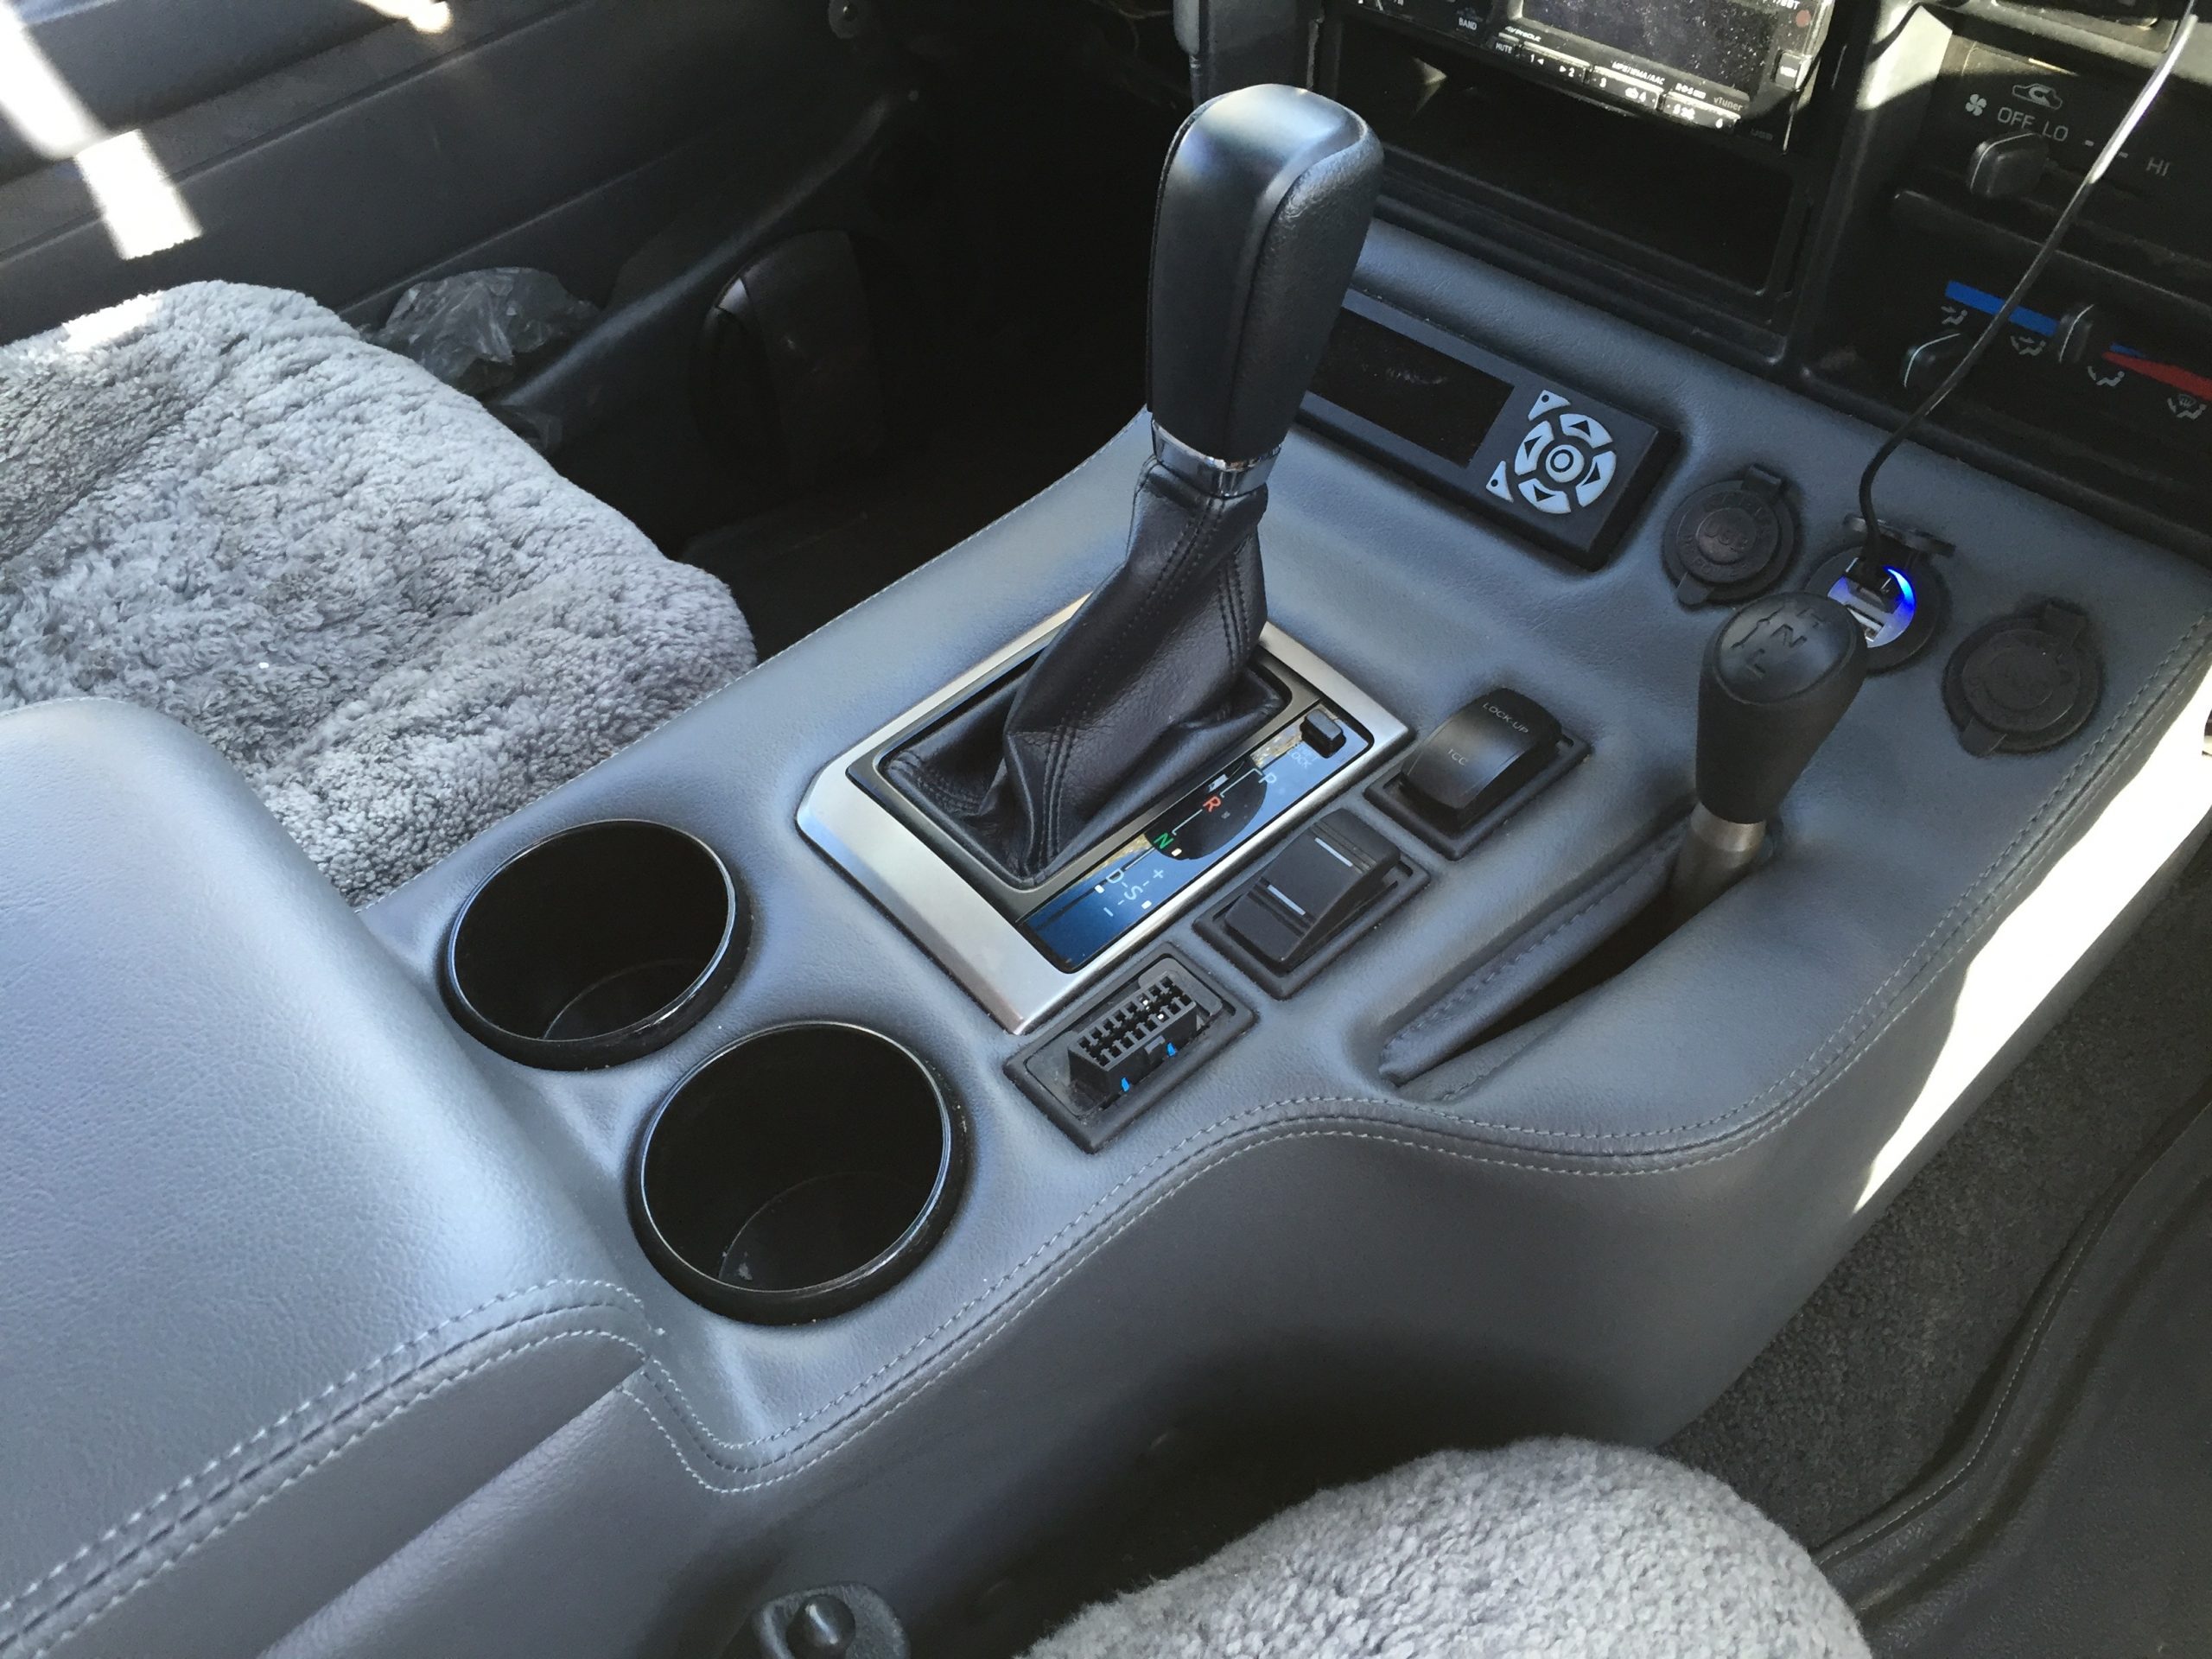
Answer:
[887,86,1383,884]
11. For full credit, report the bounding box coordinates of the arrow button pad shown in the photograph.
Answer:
[1509,394,1619,518]
[1518,479,1573,515]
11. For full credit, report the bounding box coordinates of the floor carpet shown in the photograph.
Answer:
[1821,1090,2212,1656]
[1669,834,2212,1547]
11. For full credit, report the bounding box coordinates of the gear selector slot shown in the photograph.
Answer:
[859,634,1382,971]
[802,614,1407,1033]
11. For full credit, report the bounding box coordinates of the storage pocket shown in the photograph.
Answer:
[1381,815,1689,1086]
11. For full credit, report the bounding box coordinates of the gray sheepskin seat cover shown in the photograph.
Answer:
[1025,1441,1870,1659]
[0,283,753,903]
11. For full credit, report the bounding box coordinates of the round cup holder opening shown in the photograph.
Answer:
[442,820,746,1070]
[632,1025,967,1324]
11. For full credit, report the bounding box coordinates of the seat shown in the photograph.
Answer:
[0,282,753,903]
[1025,1440,1871,1658]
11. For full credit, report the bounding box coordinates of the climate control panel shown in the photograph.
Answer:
[1891,265,2212,504]
[1851,16,2212,534]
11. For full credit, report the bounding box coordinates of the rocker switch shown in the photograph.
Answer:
[1223,810,1399,972]
[1403,689,1562,832]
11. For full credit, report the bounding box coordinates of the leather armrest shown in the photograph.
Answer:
[0,700,647,1659]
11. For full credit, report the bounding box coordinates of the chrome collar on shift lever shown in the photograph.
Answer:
[1151,421,1278,499]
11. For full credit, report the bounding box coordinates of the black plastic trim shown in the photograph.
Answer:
[1197,832,1429,998]
[1369,731,1591,860]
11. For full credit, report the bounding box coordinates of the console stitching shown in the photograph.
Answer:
[387,615,2209,1503]
[607,1088,1680,1467]
[618,1048,1918,1480]
[602,610,2199,1465]
[0,1282,645,1628]
[623,1121,1540,1492]
[620,607,2209,1468]
[1390,822,1680,1049]
[16,1328,645,1659]
[614,1109,1827,1496]
[205,608,2212,1509]
[610,1084,1576,1462]
[1427,614,2212,1130]
[3,1304,645,1648]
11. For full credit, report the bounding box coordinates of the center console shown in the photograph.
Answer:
[11,38,2212,1659]
[352,228,2212,1643]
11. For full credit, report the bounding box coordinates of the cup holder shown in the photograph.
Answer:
[442,820,746,1070]
[632,1024,967,1324]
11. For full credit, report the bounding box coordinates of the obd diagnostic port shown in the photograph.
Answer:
[1010,955,1252,1151]
[1068,971,1205,1101]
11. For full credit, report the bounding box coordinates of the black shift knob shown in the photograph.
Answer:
[1697,593,1868,826]
[1147,85,1382,467]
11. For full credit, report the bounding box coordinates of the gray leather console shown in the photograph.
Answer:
[5,224,2212,1656]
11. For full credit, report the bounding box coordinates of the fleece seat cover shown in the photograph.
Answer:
[1026,1440,1871,1659]
[0,283,753,903]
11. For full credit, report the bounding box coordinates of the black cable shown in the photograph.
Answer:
[1855,0,2201,563]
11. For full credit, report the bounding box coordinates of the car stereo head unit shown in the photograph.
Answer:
[1350,0,1835,133]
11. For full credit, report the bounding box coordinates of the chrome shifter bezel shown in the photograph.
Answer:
[796,605,1409,1033]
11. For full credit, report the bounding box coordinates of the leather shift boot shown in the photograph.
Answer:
[887,460,1285,885]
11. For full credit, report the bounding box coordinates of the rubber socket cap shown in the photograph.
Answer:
[1697,592,1870,826]
[1943,600,2101,756]
[1663,466,1797,607]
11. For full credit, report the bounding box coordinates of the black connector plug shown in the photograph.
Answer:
[1067,971,1205,1101]
[1011,955,1253,1151]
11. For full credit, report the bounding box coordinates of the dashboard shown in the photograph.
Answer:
[1357,0,1836,132]
[1313,0,2212,558]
